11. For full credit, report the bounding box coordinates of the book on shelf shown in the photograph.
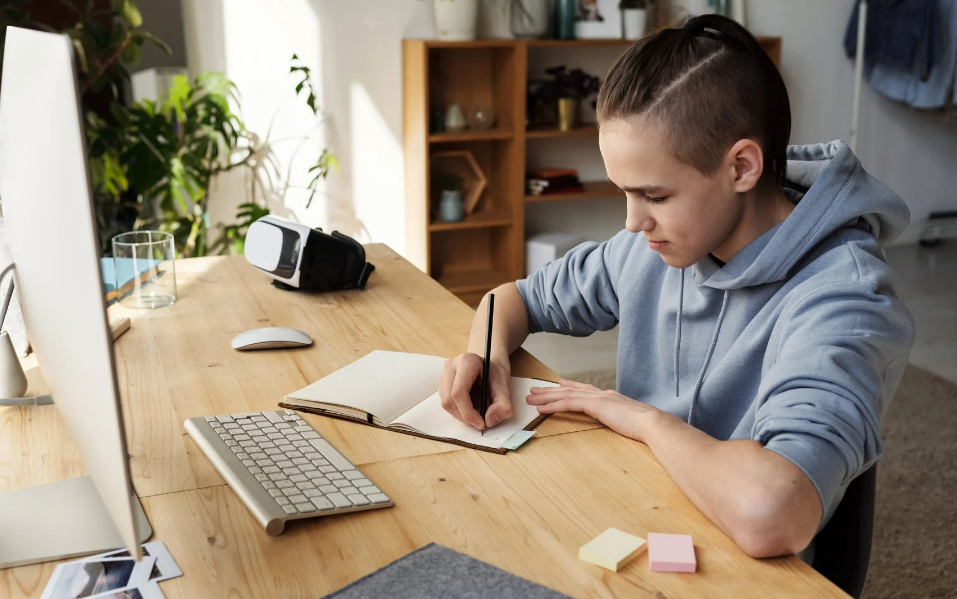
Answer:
[526,168,583,196]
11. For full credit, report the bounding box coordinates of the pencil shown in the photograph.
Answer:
[480,293,494,436]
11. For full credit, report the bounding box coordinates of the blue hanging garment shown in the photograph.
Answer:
[844,0,941,80]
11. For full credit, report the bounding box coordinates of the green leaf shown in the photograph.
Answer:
[123,0,143,27]
[122,40,141,65]
[163,74,191,123]
[133,30,172,56]
[71,39,89,73]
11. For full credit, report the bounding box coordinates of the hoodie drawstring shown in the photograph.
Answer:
[686,289,730,427]
[674,269,685,397]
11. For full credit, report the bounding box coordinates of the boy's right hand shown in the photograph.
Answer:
[439,353,513,431]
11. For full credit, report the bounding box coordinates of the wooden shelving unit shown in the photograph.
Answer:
[403,37,781,305]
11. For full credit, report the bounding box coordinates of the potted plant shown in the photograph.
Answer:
[532,66,602,131]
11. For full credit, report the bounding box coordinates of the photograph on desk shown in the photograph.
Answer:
[40,557,155,599]
[281,350,558,453]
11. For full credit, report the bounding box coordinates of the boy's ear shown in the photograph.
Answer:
[727,139,764,193]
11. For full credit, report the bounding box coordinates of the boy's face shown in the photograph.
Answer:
[599,117,743,269]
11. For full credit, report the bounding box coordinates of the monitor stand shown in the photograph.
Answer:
[0,475,152,569]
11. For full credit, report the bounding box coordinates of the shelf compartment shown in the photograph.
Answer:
[525,180,621,203]
[526,125,598,139]
[525,39,633,48]
[429,208,512,231]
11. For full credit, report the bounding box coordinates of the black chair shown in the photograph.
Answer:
[811,465,878,599]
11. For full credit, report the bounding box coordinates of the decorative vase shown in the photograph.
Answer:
[622,8,648,40]
[555,0,577,40]
[478,0,514,39]
[511,0,550,39]
[557,97,580,131]
[433,0,480,41]
[445,103,467,131]
[467,105,495,130]
[439,190,465,222]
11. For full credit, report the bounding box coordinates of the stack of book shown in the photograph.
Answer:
[526,168,584,196]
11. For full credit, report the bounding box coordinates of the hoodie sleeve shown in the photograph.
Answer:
[752,282,914,520]
[515,230,635,336]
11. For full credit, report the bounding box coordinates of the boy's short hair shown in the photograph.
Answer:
[596,15,791,188]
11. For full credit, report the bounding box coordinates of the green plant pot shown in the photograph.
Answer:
[557,98,580,131]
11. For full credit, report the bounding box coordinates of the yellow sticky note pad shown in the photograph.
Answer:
[579,528,647,572]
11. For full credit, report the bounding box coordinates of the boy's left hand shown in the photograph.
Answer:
[526,378,662,442]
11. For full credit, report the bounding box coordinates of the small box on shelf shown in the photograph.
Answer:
[526,232,586,275]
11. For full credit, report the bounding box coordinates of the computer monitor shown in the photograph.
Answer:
[0,27,151,568]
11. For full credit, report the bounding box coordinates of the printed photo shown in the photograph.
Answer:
[40,557,155,599]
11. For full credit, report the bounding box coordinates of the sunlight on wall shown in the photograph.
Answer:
[348,82,404,250]
[220,0,326,228]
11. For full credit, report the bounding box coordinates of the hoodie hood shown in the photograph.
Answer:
[697,140,911,290]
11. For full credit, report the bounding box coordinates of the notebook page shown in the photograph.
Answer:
[284,351,446,424]
[390,377,558,448]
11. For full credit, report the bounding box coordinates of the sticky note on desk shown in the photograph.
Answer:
[579,528,647,572]
[647,532,696,573]
[502,430,535,450]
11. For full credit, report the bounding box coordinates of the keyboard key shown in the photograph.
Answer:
[304,452,321,460]
[255,473,269,482]
[311,497,335,511]
[224,422,240,429]
[360,486,382,496]
[251,416,267,423]
[275,460,293,469]
[282,487,299,497]
[216,415,234,423]
[264,411,285,424]
[251,436,269,444]
[296,425,312,432]
[296,481,315,491]
[256,460,273,467]
[318,485,337,494]
[249,452,266,460]
[349,494,371,506]
[354,480,374,488]
[293,440,311,448]
[264,448,283,456]
[268,488,283,497]
[259,442,277,449]
[319,465,336,474]
[300,464,317,472]
[295,503,316,513]
[292,457,309,465]
[327,493,352,509]
[276,496,290,505]
[205,416,218,422]
[282,505,297,515]
[277,445,295,453]
[268,473,287,482]
[302,431,321,440]
[327,472,344,481]
[333,479,352,489]
[285,434,304,441]
[304,488,321,497]
[250,466,263,474]
[290,474,308,483]
[305,471,325,481]
[283,468,300,476]
[262,481,276,489]
[219,434,232,441]
[234,435,250,442]
[225,440,238,448]
[263,466,280,474]
[342,487,360,496]
[344,471,364,480]
[312,459,330,467]
[276,423,291,430]
[287,494,307,505]
[261,427,278,435]
[308,439,355,472]
[242,460,255,468]
[367,493,390,504]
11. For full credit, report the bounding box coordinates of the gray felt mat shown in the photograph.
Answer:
[322,543,572,599]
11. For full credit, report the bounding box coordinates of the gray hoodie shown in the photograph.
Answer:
[517,141,915,527]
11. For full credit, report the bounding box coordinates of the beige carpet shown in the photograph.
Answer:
[564,365,957,598]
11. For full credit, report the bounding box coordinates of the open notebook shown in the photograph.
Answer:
[279,350,559,454]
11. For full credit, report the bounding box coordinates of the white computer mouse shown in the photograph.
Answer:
[231,327,314,351]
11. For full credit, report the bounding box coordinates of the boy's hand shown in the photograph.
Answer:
[526,378,662,441]
[439,353,513,430]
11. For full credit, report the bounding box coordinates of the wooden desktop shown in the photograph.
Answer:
[0,245,843,598]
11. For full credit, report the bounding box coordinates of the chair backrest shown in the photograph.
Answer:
[811,464,877,599]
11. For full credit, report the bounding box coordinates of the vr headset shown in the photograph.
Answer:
[244,216,374,291]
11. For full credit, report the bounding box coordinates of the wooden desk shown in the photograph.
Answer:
[0,245,845,598]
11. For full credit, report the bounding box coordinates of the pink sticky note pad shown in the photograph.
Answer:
[648,533,696,573]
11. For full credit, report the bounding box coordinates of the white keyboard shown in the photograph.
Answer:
[184,410,393,535]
